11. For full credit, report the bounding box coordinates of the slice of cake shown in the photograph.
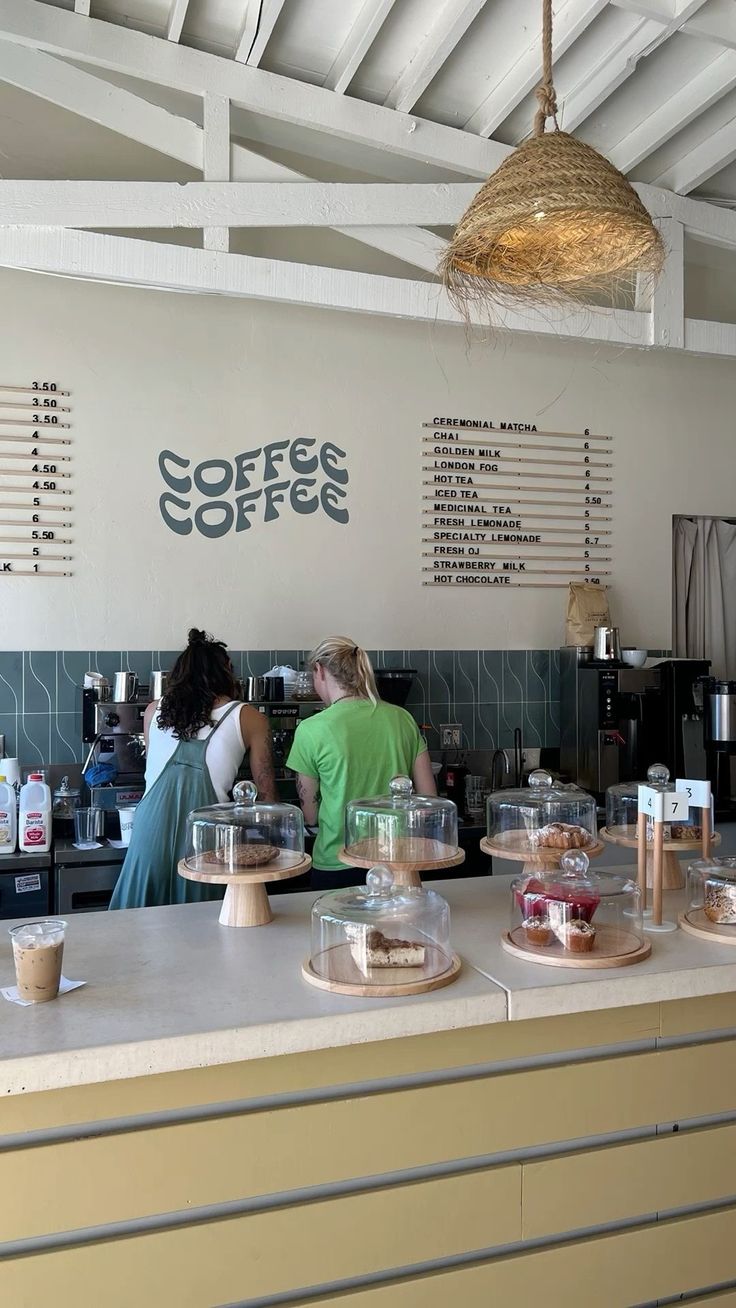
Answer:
[348,927,426,976]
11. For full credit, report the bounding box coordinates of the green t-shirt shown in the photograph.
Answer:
[286,699,427,870]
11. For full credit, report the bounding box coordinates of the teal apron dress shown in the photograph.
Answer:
[109,702,241,910]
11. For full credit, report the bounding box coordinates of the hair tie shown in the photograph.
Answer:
[352,645,359,656]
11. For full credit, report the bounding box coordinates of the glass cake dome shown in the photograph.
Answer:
[606,764,704,841]
[508,851,645,962]
[344,776,459,866]
[486,769,598,855]
[306,864,455,990]
[687,857,736,928]
[183,780,305,875]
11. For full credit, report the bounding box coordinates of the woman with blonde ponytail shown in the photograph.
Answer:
[287,637,436,889]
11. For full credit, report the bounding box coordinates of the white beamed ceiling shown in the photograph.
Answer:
[2,0,736,334]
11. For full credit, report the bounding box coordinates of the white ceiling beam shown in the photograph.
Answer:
[560,16,662,133]
[0,40,203,168]
[651,218,684,348]
[0,0,509,179]
[324,0,397,95]
[685,316,736,357]
[0,43,441,275]
[0,180,479,228]
[384,0,487,114]
[606,48,736,173]
[561,0,710,134]
[0,226,653,351]
[463,0,608,138]
[235,0,287,65]
[612,0,736,43]
[1,172,735,254]
[166,0,189,43]
[203,95,229,252]
[652,115,736,194]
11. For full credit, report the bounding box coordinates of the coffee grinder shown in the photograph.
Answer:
[700,677,736,814]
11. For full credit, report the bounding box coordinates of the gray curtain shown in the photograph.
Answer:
[673,516,736,679]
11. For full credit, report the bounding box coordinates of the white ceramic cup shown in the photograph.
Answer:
[2,758,20,788]
[118,806,137,846]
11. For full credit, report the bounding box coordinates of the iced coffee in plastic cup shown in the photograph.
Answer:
[9,920,67,1003]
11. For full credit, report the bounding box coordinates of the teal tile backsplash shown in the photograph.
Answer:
[0,650,562,766]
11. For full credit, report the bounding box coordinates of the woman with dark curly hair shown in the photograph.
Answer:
[110,628,276,909]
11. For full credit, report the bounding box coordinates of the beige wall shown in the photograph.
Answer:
[2,265,735,651]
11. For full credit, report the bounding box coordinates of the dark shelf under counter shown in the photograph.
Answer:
[0,849,52,871]
[53,839,127,866]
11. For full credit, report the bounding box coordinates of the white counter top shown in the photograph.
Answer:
[2,870,736,1096]
[435,869,736,1021]
[0,891,506,1096]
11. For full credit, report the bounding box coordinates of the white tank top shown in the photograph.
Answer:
[145,701,246,803]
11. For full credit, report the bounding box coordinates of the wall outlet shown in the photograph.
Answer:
[440,723,462,749]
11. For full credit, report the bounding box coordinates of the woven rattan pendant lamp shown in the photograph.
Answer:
[441,0,664,310]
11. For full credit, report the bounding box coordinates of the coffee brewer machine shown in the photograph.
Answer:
[560,647,659,797]
[700,677,736,813]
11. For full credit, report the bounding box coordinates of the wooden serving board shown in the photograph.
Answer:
[502,922,651,969]
[302,945,461,997]
[678,908,736,946]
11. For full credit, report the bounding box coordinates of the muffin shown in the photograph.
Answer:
[704,879,736,925]
[560,919,596,953]
[522,916,552,946]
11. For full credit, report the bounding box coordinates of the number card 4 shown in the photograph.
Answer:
[638,785,690,821]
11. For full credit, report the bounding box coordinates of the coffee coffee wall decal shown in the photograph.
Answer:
[158,439,350,538]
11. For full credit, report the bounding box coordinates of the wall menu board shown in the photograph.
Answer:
[421,416,612,588]
[0,382,73,577]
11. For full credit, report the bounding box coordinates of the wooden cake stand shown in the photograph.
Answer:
[678,909,736,946]
[302,947,462,997]
[502,924,651,969]
[338,840,465,889]
[480,832,604,878]
[178,850,312,927]
[600,826,720,890]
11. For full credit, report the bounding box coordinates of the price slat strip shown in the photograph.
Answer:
[0,485,71,493]
[0,518,71,526]
[0,535,72,544]
[0,570,73,577]
[0,435,72,446]
[0,419,70,428]
[0,473,71,481]
[423,552,610,562]
[0,385,70,395]
[422,435,606,454]
[0,402,71,412]
[423,509,611,524]
[423,423,610,440]
[423,580,574,588]
[423,473,611,486]
[0,553,71,561]
[0,454,71,462]
[423,494,610,508]
[423,566,610,576]
[424,456,612,470]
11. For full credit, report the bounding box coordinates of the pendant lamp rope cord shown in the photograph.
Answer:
[533,0,558,136]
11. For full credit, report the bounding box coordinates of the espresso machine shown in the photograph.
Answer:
[560,647,659,798]
[82,672,148,812]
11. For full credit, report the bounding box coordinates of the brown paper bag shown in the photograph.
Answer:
[565,581,611,646]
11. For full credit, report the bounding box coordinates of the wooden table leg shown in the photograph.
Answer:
[219,881,273,928]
